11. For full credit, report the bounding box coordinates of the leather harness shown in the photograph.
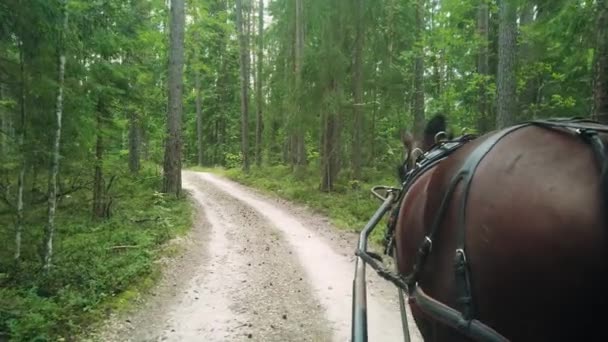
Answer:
[380,118,608,338]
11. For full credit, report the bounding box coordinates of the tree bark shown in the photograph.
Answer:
[92,102,105,219]
[477,0,490,132]
[496,0,517,129]
[321,80,341,192]
[163,0,185,195]
[593,0,608,124]
[413,0,425,141]
[0,84,5,161]
[0,84,10,200]
[44,0,68,270]
[15,38,27,262]
[255,0,264,167]
[195,71,204,165]
[352,0,364,180]
[387,0,395,66]
[128,111,140,173]
[370,76,377,164]
[293,0,306,168]
[215,11,229,167]
[236,0,250,172]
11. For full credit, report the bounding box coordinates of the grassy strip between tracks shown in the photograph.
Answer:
[0,163,193,341]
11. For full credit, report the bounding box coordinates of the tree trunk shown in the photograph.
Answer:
[413,0,425,141]
[236,0,250,172]
[128,111,140,173]
[163,0,185,195]
[518,2,537,119]
[321,80,341,192]
[387,0,395,66]
[430,1,442,100]
[195,71,204,166]
[370,78,377,165]
[496,0,517,129]
[269,119,280,164]
[138,116,149,162]
[255,0,264,167]
[352,0,364,180]
[0,85,5,161]
[15,38,27,262]
[593,0,608,124]
[92,104,105,219]
[293,0,306,168]
[215,25,229,166]
[477,0,490,132]
[0,84,10,200]
[44,0,68,270]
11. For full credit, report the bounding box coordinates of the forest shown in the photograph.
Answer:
[0,0,607,340]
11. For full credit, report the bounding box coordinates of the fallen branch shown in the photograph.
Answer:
[106,245,139,250]
[30,183,89,206]
[131,216,160,224]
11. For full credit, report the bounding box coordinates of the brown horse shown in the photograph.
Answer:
[393,115,608,341]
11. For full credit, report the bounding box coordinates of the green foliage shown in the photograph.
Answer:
[0,164,192,341]
[1,0,191,340]
[182,0,241,167]
[1,0,605,338]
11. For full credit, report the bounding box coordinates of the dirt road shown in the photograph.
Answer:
[93,171,422,342]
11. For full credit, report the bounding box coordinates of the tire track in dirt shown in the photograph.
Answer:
[190,172,420,342]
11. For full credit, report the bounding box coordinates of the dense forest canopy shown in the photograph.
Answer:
[0,0,607,339]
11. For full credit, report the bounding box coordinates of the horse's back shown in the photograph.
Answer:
[418,125,608,341]
[470,125,608,340]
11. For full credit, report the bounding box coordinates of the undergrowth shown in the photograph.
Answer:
[0,163,192,341]
[197,164,399,245]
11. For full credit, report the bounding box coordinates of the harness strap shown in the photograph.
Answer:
[370,117,608,342]
[451,123,529,318]
[530,119,608,219]
[576,129,608,220]
[385,134,476,256]
[406,124,529,320]
[531,118,608,133]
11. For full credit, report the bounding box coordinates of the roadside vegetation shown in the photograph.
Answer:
[0,162,192,341]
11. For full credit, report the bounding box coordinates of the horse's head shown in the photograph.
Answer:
[397,114,449,182]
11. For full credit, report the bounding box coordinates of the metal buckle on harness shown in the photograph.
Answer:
[422,236,433,254]
[455,248,467,262]
[408,236,433,286]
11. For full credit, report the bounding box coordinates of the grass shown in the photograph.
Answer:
[0,164,193,341]
[193,164,399,245]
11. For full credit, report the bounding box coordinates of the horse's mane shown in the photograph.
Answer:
[424,114,447,136]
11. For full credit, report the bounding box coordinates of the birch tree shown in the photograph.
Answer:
[43,0,68,270]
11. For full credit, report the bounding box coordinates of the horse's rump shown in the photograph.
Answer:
[396,122,608,341]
